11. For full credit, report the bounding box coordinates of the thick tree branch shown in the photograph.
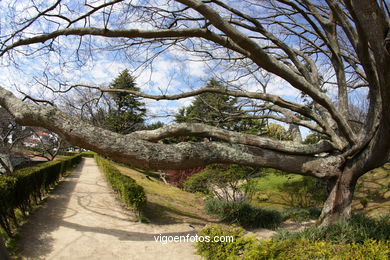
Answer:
[0,86,343,177]
[131,123,334,155]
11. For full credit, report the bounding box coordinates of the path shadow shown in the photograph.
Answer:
[143,202,218,225]
[58,220,199,242]
[17,158,86,259]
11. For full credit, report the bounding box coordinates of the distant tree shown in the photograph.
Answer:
[28,128,65,161]
[106,70,146,134]
[175,79,236,129]
[0,107,31,174]
[145,121,165,130]
[175,79,264,133]
[261,123,292,141]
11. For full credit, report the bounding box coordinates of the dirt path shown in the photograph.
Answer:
[18,158,200,259]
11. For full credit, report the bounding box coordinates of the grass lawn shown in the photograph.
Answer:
[250,165,390,216]
[250,172,304,210]
[114,163,217,225]
[354,162,390,217]
[113,161,389,224]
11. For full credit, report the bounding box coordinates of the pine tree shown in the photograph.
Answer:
[106,69,146,134]
[175,79,264,133]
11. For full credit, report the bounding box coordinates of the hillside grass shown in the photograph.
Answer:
[113,161,389,225]
[250,173,303,210]
[114,163,217,225]
[354,162,390,217]
[250,164,390,216]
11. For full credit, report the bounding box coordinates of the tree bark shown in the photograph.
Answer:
[319,170,357,226]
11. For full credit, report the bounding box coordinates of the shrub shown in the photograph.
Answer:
[359,197,369,208]
[195,224,256,260]
[80,152,95,158]
[281,207,321,222]
[204,198,282,229]
[182,171,210,194]
[95,155,146,212]
[184,164,260,202]
[0,176,17,236]
[277,214,390,243]
[0,154,81,236]
[196,224,390,260]
[248,238,390,260]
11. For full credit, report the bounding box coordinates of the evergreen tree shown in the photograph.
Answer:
[106,69,146,134]
[175,79,264,133]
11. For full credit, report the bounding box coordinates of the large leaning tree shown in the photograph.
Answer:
[0,0,389,226]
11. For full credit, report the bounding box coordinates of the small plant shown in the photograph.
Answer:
[359,197,369,208]
[204,198,282,229]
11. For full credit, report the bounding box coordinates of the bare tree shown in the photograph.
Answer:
[27,128,64,161]
[0,0,389,226]
[0,107,32,174]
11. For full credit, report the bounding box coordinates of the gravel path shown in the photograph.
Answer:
[18,158,200,260]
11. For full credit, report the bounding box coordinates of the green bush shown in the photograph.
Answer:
[0,154,81,236]
[281,207,321,222]
[196,224,390,260]
[183,164,260,202]
[248,238,390,260]
[81,152,95,158]
[182,171,210,194]
[278,214,390,243]
[195,224,257,260]
[204,198,282,229]
[95,155,146,212]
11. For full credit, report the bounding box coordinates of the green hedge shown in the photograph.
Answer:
[80,152,95,158]
[94,155,146,213]
[0,155,81,236]
[58,151,95,158]
[196,225,390,260]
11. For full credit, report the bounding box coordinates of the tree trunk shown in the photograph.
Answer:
[319,170,357,226]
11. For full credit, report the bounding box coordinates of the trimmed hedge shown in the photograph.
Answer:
[0,155,81,236]
[80,152,95,158]
[94,155,146,213]
[196,224,390,260]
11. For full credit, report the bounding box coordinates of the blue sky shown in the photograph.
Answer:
[0,0,370,139]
